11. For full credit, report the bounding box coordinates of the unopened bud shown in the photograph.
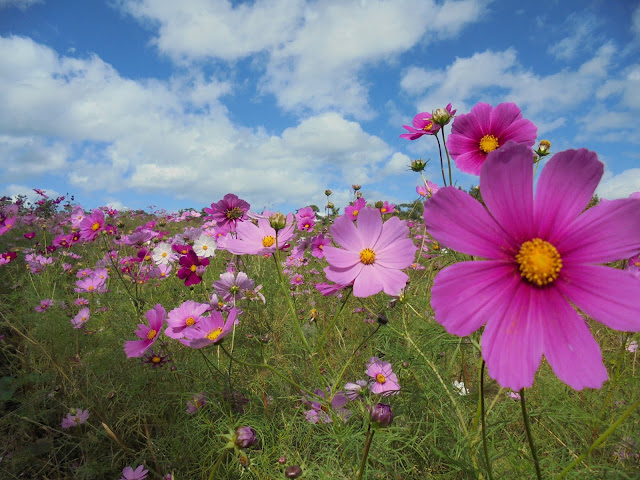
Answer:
[352,184,361,191]
[234,426,258,448]
[374,200,384,209]
[431,107,452,126]
[285,465,303,478]
[324,189,332,197]
[269,213,287,232]
[410,159,427,172]
[369,403,394,428]
[536,139,551,156]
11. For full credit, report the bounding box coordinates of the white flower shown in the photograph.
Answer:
[452,380,469,396]
[152,243,173,265]
[193,234,216,258]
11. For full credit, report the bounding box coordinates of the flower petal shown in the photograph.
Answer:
[375,238,417,269]
[555,264,640,332]
[323,246,361,269]
[481,142,535,243]
[330,214,363,251]
[431,261,520,336]
[481,282,545,391]
[423,187,514,259]
[541,287,607,390]
[556,198,640,264]
[352,264,384,297]
[355,207,383,246]
[535,149,603,242]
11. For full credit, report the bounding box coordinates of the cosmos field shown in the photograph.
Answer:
[1,102,640,479]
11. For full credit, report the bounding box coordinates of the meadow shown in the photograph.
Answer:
[1,103,640,480]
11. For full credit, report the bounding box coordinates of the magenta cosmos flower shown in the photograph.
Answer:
[323,207,417,298]
[366,357,400,396]
[124,304,166,358]
[120,465,148,480]
[447,102,537,176]
[204,193,250,233]
[182,308,239,348]
[165,300,209,339]
[423,141,640,391]
[400,111,441,140]
[177,250,209,286]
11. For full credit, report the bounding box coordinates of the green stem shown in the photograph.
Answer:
[520,388,542,480]
[434,133,447,187]
[440,127,453,187]
[208,448,229,480]
[331,325,381,398]
[480,361,494,480]
[557,395,640,479]
[315,288,352,353]
[356,425,375,480]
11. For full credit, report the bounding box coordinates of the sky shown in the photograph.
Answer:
[1,0,639,214]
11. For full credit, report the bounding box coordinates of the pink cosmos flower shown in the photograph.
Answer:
[295,207,316,232]
[35,299,53,312]
[61,408,90,428]
[344,197,366,221]
[447,102,537,176]
[0,216,16,236]
[417,181,439,198]
[79,210,105,241]
[400,112,441,140]
[323,207,417,298]
[74,275,107,294]
[423,141,640,390]
[120,465,148,480]
[213,271,255,303]
[303,388,350,424]
[225,214,295,256]
[182,307,239,349]
[310,234,331,259]
[379,201,395,214]
[366,357,400,396]
[204,193,250,233]
[71,307,90,328]
[165,300,209,339]
[124,304,167,358]
[186,392,207,414]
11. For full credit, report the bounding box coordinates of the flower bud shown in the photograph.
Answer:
[285,465,303,478]
[234,426,258,448]
[324,189,332,197]
[278,456,287,464]
[431,107,452,126]
[377,313,388,325]
[269,213,287,232]
[369,403,394,428]
[356,192,363,199]
[374,200,384,209]
[409,159,427,172]
[352,184,361,191]
[536,140,551,157]
[326,202,334,209]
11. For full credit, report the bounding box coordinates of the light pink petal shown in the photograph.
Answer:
[481,282,545,391]
[377,267,409,296]
[356,207,383,245]
[323,246,361,269]
[541,287,607,390]
[330,214,364,251]
[556,198,640,264]
[375,238,417,269]
[535,149,603,242]
[481,142,535,242]
[324,263,363,288]
[124,339,151,358]
[431,261,520,336]
[423,187,515,259]
[373,216,409,250]
[555,264,640,332]
[352,265,385,297]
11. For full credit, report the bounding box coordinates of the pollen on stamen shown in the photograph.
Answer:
[479,134,499,154]
[376,373,386,384]
[360,248,376,265]
[516,238,563,287]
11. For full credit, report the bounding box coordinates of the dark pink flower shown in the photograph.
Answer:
[323,207,417,298]
[423,141,640,390]
[124,304,166,358]
[344,198,366,221]
[204,194,250,233]
[79,210,105,241]
[295,207,316,232]
[400,112,441,140]
[447,102,537,175]
[311,234,331,259]
[177,251,209,286]
[182,308,239,348]
[165,300,209,339]
[379,201,395,215]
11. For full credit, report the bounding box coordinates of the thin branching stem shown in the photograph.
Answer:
[520,388,542,480]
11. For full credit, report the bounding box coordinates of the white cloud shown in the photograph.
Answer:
[117,0,490,117]
[547,12,600,60]
[0,0,42,10]
[596,168,640,199]
[0,35,402,211]
[633,4,640,38]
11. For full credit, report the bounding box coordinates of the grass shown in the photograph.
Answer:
[1,204,639,479]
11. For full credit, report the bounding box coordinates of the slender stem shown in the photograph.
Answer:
[480,361,494,480]
[315,288,352,353]
[331,325,381,397]
[519,388,542,480]
[434,134,447,187]
[557,395,640,479]
[440,127,453,186]
[356,425,375,480]
[208,448,229,480]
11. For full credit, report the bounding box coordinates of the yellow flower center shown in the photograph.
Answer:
[352,209,359,217]
[147,329,157,340]
[479,134,500,154]
[202,245,208,250]
[225,207,244,220]
[262,236,275,247]
[81,316,88,322]
[144,255,151,261]
[376,373,386,384]
[161,252,167,257]
[190,264,197,272]
[152,356,161,363]
[185,316,195,326]
[88,286,94,291]
[381,207,387,213]
[91,222,101,231]
[205,327,223,342]
[516,238,563,287]
[423,121,434,131]
[360,248,376,265]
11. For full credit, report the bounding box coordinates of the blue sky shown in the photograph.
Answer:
[1,0,639,214]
